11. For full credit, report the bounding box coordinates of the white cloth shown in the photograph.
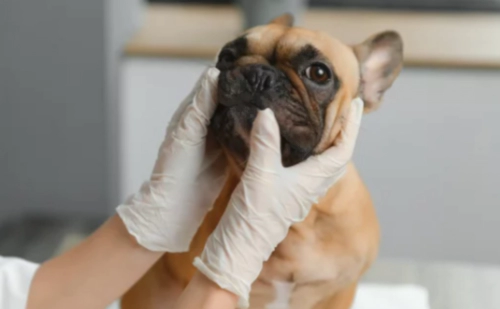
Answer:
[0,256,39,309]
[108,302,120,309]
[353,284,430,309]
[248,281,429,309]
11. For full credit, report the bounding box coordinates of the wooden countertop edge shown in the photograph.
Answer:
[123,46,500,70]
[125,4,500,69]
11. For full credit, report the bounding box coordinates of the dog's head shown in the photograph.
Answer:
[211,14,403,169]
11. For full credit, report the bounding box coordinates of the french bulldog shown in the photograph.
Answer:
[122,14,403,309]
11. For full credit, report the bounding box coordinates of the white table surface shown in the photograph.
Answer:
[363,258,500,309]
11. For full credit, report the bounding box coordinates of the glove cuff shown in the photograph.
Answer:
[116,204,192,253]
[193,257,250,309]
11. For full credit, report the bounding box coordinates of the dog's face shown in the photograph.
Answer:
[211,15,403,169]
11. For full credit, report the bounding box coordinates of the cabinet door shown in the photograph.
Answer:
[120,58,210,199]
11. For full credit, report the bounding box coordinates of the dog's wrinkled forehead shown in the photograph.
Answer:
[220,24,361,96]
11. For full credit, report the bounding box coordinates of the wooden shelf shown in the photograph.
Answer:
[125,4,500,69]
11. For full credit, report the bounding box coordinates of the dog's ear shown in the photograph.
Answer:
[269,13,294,27]
[353,31,403,113]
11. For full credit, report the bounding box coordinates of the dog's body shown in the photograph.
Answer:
[122,15,402,309]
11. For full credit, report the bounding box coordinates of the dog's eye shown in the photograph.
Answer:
[305,63,331,84]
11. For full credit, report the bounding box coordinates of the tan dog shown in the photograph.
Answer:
[122,15,403,309]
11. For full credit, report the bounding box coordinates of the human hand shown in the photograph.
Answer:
[194,98,364,308]
[117,67,228,252]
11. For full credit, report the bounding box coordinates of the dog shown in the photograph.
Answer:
[121,14,403,309]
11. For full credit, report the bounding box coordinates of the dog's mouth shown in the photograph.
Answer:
[210,103,255,167]
[210,65,322,168]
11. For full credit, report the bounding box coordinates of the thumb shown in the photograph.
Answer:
[323,97,363,163]
[292,98,363,174]
[246,109,282,171]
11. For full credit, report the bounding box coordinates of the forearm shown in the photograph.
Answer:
[27,214,162,309]
[173,272,238,309]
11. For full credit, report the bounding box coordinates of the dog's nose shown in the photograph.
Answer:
[243,65,277,93]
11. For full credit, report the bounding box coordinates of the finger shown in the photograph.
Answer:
[327,97,363,159]
[174,68,220,143]
[167,68,210,131]
[191,67,220,118]
[293,98,363,173]
[246,109,282,172]
[168,67,219,134]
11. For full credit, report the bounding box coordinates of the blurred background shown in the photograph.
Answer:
[1,0,499,307]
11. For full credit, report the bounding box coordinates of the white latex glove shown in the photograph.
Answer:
[117,67,228,252]
[194,98,364,308]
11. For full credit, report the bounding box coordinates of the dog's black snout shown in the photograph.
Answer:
[243,65,277,93]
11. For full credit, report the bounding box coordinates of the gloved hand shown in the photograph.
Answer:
[117,67,228,252]
[194,98,364,308]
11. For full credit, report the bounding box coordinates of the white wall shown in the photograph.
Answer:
[356,68,500,264]
[121,58,500,264]
[120,59,211,199]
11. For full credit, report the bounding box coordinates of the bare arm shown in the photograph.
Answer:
[173,272,238,309]
[26,215,237,309]
[26,69,226,309]
[26,215,162,309]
